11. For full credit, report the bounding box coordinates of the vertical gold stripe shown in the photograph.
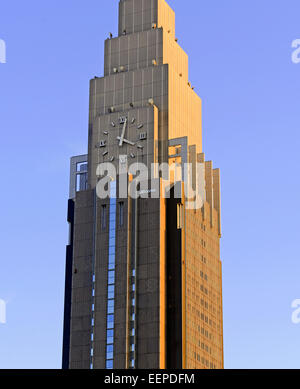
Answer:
[154,106,159,167]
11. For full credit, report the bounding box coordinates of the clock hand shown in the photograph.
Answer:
[116,136,135,146]
[119,118,127,146]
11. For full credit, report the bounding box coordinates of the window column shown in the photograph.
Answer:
[105,181,117,369]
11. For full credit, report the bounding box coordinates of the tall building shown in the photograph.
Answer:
[62,0,223,370]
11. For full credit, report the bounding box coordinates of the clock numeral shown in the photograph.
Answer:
[130,153,136,159]
[110,156,115,162]
[137,124,143,129]
[119,116,127,124]
[111,122,116,127]
[119,155,128,164]
[131,117,136,124]
[139,132,147,140]
[103,131,108,135]
[103,151,108,156]
[95,140,106,148]
[137,145,144,149]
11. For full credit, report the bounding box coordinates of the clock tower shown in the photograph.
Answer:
[63,0,223,370]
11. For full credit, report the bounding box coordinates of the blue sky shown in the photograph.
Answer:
[0,0,300,369]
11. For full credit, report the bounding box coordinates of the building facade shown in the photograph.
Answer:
[62,0,223,369]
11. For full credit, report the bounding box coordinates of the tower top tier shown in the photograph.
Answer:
[119,0,175,39]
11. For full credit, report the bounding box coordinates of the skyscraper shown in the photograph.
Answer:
[62,0,223,370]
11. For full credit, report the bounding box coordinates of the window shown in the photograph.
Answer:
[107,330,114,344]
[119,202,124,226]
[109,249,115,258]
[108,285,115,299]
[106,360,113,369]
[108,270,115,285]
[106,352,113,360]
[109,236,115,247]
[107,329,114,337]
[108,262,115,271]
[106,345,114,360]
[108,253,115,270]
[101,205,107,229]
[107,300,114,314]
[110,201,116,213]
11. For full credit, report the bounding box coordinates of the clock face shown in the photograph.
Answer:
[94,111,148,164]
